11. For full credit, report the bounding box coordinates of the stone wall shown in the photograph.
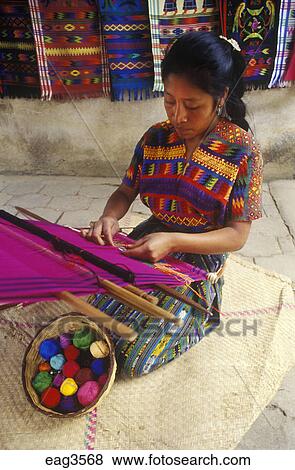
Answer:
[0,87,294,180]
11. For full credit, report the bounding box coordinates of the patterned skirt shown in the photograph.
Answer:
[90,217,226,377]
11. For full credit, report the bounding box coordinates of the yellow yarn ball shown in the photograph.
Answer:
[90,340,109,359]
[60,378,78,397]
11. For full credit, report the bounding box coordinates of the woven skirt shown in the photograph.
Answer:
[90,217,226,377]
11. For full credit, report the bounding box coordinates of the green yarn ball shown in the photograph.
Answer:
[32,371,52,394]
[73,328,94,350]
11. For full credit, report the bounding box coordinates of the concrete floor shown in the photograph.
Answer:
[0,174,294,449]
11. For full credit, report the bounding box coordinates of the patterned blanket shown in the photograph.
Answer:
[227,0,282,89]
[0,0,40,98]
[97,0,154,101]
[148,0,220,91]
[28,0,109,100]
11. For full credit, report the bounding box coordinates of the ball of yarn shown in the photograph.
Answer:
[60,378,78,397]
[59,333,72,349]
[58,396,80,413]
[50,353,66,371]
[73,327,94,350]
[64,345,80,361]
[38,361,51,373]
[41,387,61,409]
[90,340,109,359]
[77,381,101,407]
[91,358,106,377]
[97,373,108,387]
[39,339,61,360]
[75,368,94,386]
[78,349,93,368]
[63,360,80,378]
[52,372,65,388]
[32,371,52,394]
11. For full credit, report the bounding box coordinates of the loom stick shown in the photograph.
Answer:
[155,284,214,317]
[15,206,159,305]
[0,210,134,283]
[56,291,138,341]
[99,279,183,326]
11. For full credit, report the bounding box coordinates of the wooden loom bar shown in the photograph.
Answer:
[155,284,214,317]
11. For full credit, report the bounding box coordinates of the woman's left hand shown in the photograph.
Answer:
[124,232,175,262]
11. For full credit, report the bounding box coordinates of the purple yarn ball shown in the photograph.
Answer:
[52,372,65,388]
[58,395,80,413]
[59,333,72,349]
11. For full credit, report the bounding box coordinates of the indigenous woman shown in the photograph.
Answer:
[82,32,263,378]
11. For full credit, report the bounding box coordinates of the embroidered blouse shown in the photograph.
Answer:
[122,118,263,233]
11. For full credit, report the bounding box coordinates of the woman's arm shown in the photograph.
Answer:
[124,221,251,262]
[81,183,138,245]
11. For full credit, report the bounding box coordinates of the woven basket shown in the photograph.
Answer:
[22,313,117,418]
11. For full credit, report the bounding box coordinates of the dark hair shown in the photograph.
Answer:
[161,32,249,131]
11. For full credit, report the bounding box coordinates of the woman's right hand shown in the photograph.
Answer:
[80,216,120,246]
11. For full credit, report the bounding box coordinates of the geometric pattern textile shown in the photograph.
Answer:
[0,0,41,98]
[97,0,155,101]
[227,0,282,89]
[28,0,109,100]
[268,0,295,87]
[148,0,220,91]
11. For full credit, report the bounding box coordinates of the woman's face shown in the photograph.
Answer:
[163,73,218,142]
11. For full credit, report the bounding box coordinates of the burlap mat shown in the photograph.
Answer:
[0,255,294,450]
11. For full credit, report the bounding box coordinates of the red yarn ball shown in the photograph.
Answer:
[97,373,108,387]
[64,345,80,361]
[41,387,61,409]
[75,368,94,386]
[63,360,80,378]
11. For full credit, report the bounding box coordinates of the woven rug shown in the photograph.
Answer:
[227,0,282,90]
[148,0,220,92]
[0,0,41,98]
[0,255,294,450]
[97,0,154,101]
[268,0,295,88]
[28,0,109,100]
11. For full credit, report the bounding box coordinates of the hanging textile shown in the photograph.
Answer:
[96,0,154,101]
[28,0,109,100]
[284,39,295,81]
[268,0,295,87]
[148,0,220,92]
[227,0,282,89]
[0,1,41,98]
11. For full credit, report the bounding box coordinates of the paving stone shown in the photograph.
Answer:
[270,180,295,190]
[278,235,295,254]
[0,193,13,206]
[4,180,46,195]
[48,195,91,211]
[272,366,295,419]
[254,254,295,281]
[1,205,18,215]
[0,181,8,191]
[251,215,289,237]
[8,193,51,209]
[88,198,110,213]
[16,207,62,223]
[238,232,281,258]
[269,183,295,240]
[41,181,81,196]
[58,210,102,227]
[79,184,118,198]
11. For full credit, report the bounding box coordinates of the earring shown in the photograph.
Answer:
[216,104,223,117]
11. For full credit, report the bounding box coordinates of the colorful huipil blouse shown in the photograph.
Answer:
[122,118,263,233]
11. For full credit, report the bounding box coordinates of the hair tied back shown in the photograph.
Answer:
[219,36,241,52]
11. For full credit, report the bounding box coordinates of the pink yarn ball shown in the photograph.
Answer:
[77,381,101,407]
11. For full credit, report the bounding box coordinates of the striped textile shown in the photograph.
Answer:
[28,0,109,100]
[268,0,295,88]
[90,217,225,377]
[97,0,154,101]
[0,1,41,98]
[284,39,295,81]
[148,0,220,92]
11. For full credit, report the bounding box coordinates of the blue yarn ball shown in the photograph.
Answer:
[58,395,80,413]
[39,339,61,360]
[50,353,66,371]
[90,358,106,377]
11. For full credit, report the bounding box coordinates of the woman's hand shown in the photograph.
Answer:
[124,232,175,262]
[80,216,119,245]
